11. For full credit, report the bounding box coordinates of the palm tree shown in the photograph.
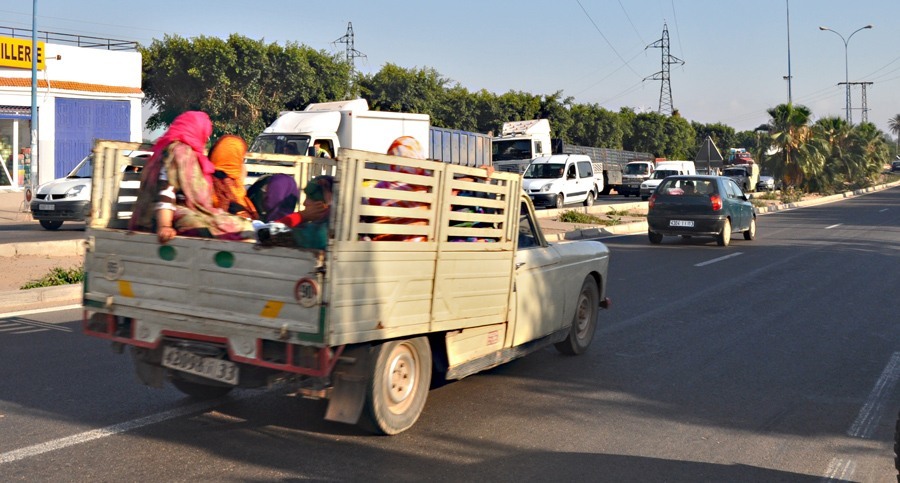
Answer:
[813,117,851,192]
[888,114,900,153]
[764,103,826,189]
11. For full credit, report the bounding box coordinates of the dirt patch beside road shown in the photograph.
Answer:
[2,254,83,292]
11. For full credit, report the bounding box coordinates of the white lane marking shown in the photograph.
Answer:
[820,351,900,481]
[878,208,888,213]
[0,304,82,319]
[847,351,900,439]
[824,224,842,230]
[694,252,743,267]
[0,391,256,465]
[821,457,856,482]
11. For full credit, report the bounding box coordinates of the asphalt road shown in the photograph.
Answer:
[1,188,898,482]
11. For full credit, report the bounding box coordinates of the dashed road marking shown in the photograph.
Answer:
[694,252,743,267]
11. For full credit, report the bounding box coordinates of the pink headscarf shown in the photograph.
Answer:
[152,111,215,182]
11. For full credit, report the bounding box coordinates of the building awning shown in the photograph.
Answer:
[0,105,31,120]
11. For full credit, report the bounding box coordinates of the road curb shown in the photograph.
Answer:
[0,239,85,258]
[0,283,82,314]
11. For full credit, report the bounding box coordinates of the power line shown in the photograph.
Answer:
[575,0,642,78]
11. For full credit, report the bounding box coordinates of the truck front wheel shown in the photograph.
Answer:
[555,194,564,210]
[555,277,599,355]
[360,337,432,435]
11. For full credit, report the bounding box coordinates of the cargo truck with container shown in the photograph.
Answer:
[250,99,491,167]
[82,140,611,435]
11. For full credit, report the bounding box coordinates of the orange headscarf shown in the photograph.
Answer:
[209,135,257,218]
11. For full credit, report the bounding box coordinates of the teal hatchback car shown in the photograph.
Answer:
[646,175,756,247]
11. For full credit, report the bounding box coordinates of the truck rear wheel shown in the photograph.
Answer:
[554,277,599,355]
[169,373,234,400]
[360,337,432,435]
[583,191,594,207]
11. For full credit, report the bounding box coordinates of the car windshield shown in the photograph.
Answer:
[724,169,745,176]
[249,134,311,155]
[651,170,679,179]
[523,163,565,179]
[624,163,650,175]
[67,156,92,179]
[493,140,533,161]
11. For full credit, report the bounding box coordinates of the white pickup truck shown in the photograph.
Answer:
[521,154,603,209]
[82,140,611,435]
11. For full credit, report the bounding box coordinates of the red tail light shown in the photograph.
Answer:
[648,194,656,209]
[710,194,722,211]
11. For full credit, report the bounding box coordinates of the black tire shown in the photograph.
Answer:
[717,218,732,247]
[360,337,432,435]
[583,191,594,207]
[648,231,663,244]
[170,374,234,400]
[894,409,899,480]
[555,277,600,355]
[39,220,63,230]
[555,194,564,210]
[743,217,756,240]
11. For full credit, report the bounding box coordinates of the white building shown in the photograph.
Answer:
[0,29,143,189]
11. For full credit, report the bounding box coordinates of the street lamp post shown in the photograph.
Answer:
[819,24,873,124]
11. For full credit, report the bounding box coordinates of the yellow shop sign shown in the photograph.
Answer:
[0,36,45,70]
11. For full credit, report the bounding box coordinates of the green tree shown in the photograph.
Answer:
[888,113,900,153]
[141,34,348,141]
[359,63,448,115]
[663,115,696,159]
[763,103,826,189]
[624,111,668,156]
[692,122,736,154]
[565,104,624,148]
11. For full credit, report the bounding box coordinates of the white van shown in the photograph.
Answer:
[30,149,151,230]
[639,161,696,200]
[521,154,603,209]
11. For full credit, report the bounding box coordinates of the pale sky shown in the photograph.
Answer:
[5,0,899,137]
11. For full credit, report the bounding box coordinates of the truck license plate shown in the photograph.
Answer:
[38,204,54,211]
[670,220,694,227]
[162,346,239,385]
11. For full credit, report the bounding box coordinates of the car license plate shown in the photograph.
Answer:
[670,220,694,227]
[38,204,54,211]
[161,346,239,385]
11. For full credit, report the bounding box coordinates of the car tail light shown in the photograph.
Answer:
[648,194,656,209]
[710,194,722,211]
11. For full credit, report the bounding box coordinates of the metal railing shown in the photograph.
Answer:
[0,26,139,51]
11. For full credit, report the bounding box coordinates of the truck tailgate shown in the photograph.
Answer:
[84,229,325,343]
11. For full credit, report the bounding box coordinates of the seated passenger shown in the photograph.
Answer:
[129,111,255,243]
[209,134,259,220]
[248,173,300,223]
[257,175,332,250]
[364,136,431,242]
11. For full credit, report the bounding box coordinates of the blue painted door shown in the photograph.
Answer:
[55,98,130,177]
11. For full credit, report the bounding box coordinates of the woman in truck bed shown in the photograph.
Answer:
[129,111,255,243]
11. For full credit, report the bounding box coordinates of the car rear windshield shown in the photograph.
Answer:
[658,178,716,196]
